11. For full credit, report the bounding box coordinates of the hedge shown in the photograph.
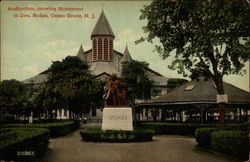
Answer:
[2,121,80,137]
[222,123,249,132]
[0,128,49,161]
[211,131,249,161]
[140,122,248,136]
[195,128,218,148]
[140,123,216,136]
[80,129,155,142]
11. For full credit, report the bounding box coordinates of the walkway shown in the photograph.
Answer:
[45,123,227,162]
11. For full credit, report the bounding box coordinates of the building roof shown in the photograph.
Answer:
[120,45,133,63]
[89,61,120,77]
[22,73,48,85]
[149,75,168,86]
[145,66,163,77]
[91,10,115,37]
[141,79,250,105]
[76,44,85,61]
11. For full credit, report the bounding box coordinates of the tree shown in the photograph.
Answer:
[31,85,47,118]
[121,60,154,103]
[0,79,29,121]
[166,78,188,91]
[42,56,103,118]
[138,0,250,124]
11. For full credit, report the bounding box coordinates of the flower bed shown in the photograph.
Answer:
[80,129,155,142]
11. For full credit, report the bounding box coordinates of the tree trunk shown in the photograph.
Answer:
[214,76,226,125]
[206,45,226,125]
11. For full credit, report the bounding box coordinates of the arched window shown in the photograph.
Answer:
[98,39,102,60]
[104,39,108,60]
[109,40,113,60]
[93,39,97,61]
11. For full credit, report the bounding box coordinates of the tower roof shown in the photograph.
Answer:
[121,45,133,63]
[91,11,115,37]
[76,44,85,61]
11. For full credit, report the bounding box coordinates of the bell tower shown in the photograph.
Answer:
[91,11,115,62]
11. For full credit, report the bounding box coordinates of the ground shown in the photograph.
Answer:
[44,123,227,162]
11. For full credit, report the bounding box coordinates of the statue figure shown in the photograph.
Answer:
[104,74,128,107]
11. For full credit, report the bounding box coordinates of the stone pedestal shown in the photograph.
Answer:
[102,107,133,131]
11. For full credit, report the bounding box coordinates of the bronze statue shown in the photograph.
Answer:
[103,74,128,107]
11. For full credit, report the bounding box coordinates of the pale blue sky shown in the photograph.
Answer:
[1,1,249,91]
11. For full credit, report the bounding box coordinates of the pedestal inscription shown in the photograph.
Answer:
[102,107,133,131]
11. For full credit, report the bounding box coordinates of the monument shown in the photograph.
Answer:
[102,74,133,130]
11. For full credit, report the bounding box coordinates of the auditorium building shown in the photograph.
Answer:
[23,11,169,121]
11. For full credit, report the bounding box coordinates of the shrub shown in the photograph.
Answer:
[140,123,216,136]
[0,128,49,161]
[195,128,218,148]
[2,121,79,137]
[140,122,248,136]
[211,131,249,161]
[80,129,155,142]
[223,123,249,132]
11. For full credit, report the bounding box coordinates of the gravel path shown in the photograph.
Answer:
[45,123,226,162]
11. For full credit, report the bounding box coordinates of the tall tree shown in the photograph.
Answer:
[121,60,154,103]
[44,56,103,118]
[0,80,29,121]
[138,0,250,124]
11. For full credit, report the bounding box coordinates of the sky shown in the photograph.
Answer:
[1,1,249,92]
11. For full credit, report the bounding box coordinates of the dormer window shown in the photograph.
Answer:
[184,85,195,91]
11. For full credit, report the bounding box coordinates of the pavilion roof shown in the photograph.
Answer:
[140,78,250,106]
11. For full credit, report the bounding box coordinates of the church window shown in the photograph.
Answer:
[104,39,108,60]
[93,39,97,61]
[98,39,102,60]
[109,40,113,60]
[184,85,195,91]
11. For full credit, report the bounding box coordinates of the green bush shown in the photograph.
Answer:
[223,123,249,132]
[195,128,218,148]
[2,121,79,137]
[211,131,249,161]
[140,122,248,136]
[0,128,49,161]
[80,129,155,142]
[140,123,216,136]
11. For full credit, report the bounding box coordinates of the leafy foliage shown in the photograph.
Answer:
[0,128,49,161]
[211,131,249,161]
[0,80,29,121]
[138,0,250,124]
[140,122,216,135]
[138,0,250,93]
[195,128,218,148]
[121,60,154,101]
[2,121,79,137]
[32,56,104,118]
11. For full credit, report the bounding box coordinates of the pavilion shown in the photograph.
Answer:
[135,78,250,123]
